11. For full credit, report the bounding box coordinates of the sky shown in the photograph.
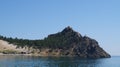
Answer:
[0,0,120,56]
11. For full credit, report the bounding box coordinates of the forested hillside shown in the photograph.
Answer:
[0,26,111,58]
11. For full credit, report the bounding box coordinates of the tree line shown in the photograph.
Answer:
[0,33,74,49]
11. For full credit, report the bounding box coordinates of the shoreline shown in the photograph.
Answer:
[0,53,31,56]
[0,53,111,58]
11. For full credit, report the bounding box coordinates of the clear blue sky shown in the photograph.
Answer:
[0,0,120,56]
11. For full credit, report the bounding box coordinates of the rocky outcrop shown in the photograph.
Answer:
[43,26,111,58]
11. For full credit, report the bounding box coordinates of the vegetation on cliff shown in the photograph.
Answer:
[0,26,111,58]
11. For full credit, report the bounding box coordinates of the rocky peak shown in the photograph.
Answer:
[39,27,110,58]
[61,26,82,38]
[62,26,74,33]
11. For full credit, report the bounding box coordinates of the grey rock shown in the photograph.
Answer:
[47,26,111,58]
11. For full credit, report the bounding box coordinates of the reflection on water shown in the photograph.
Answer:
[0,55,119,67]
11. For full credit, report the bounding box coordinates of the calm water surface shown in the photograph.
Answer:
[0,55,119,67]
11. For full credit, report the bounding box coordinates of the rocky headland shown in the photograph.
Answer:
[0,26,111,58]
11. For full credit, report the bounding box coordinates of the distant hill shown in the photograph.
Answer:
[0,26,110,58]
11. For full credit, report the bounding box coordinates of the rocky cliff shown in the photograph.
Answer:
[41,26,111,58]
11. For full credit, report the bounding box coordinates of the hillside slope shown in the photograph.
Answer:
[0,26,110,58]
[0,40,27,54]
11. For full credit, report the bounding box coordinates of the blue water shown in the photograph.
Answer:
[0,55,119,67]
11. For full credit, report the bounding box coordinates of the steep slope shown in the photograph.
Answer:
[43,26,110,58]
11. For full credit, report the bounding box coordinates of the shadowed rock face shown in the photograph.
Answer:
[47,26,111,58]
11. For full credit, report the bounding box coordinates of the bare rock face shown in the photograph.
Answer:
[47,26,111,58]
[72,36,110,58]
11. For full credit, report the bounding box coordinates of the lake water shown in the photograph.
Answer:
[0,55,119,67]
